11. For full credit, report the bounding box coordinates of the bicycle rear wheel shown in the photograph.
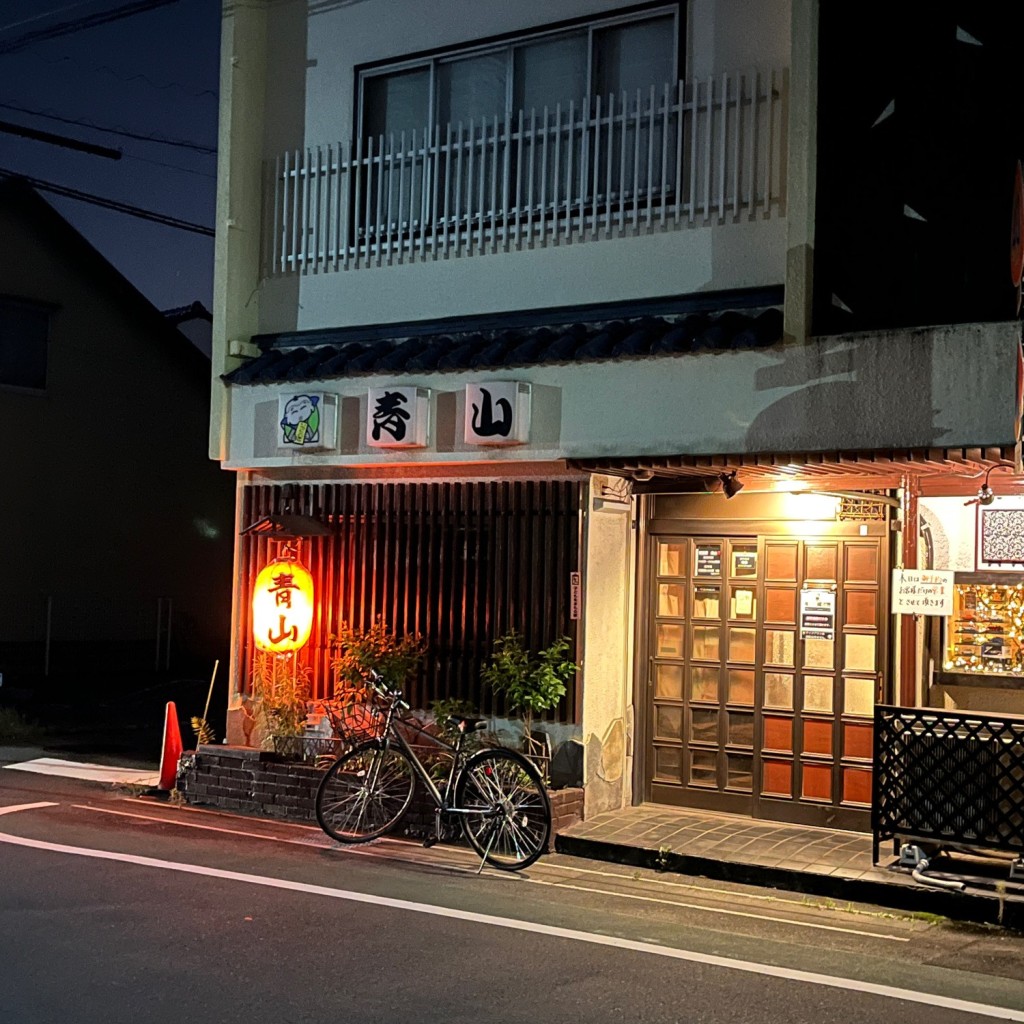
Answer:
[455,748,551,870]
[315,741,415,843]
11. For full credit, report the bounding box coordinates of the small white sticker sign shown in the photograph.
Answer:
[366,387,430,448]
[570,571,582,621]
[891,568,955,616]
[464,382,531,445]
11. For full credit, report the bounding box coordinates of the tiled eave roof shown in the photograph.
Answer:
[223,307,784,386]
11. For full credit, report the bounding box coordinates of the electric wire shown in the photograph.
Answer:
[0,168,214,235]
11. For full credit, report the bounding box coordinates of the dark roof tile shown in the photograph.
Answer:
[223,306,783,385]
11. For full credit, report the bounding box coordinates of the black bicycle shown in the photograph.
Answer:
[314,671,552,871]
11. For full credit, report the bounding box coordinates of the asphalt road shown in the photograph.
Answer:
[1,768,1022,1024]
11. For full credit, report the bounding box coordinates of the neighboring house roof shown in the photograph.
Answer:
[0,175,210,380]
[224,306,784,386]
[164,300,213,359]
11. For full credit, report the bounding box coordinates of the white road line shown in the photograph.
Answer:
[4,759,158,785]
[0,803,1016,1020]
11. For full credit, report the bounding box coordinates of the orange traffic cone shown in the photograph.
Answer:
[158,701,184,791]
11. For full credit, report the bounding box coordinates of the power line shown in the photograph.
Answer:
[0,118,121,159]
[0,0,182,55]
[0,1,100,34]
[0,101,215,154]
[0,169,214,236]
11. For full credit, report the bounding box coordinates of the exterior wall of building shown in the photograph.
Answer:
[581,482,636,815]
[223,321,1022,472]
[0,200,235,673]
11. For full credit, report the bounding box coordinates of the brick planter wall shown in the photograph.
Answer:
[177,745,584,852]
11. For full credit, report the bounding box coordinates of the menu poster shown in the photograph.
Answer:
[695,545,722,577]
[800,587,836,641]
[732,550,758,578]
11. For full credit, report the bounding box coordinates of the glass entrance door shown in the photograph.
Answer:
[647,532,884,829]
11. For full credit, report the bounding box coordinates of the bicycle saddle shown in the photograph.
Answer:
[447,715,488,733]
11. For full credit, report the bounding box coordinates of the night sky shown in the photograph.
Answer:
[0,0,220,312]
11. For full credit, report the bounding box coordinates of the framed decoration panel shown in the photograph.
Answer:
[977,498,1024,570]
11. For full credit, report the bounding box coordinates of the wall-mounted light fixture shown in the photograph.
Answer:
[632,469,655,482]
[966,464,1015,507]
[720,472,744,499]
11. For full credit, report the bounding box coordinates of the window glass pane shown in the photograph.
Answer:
[364,68,430,139]
[763,716,793,753]
[762,759,792,796]
[731,544,758,578]
[689,666,719,702]
[764,672,793,709]
[765,544,797,581]
[728,627,756,664]
[845,545,879,583]
[654,663,683,699]
[727,670,754,705]
[656,623,683,657]
[801,763,832,801]
[844,634,876,672]
[0,302,49,390]
[765,588,795,623]
[727,711,754,747]
[844,677,875,717]
[654,745,682,782]
[694,544,722,578]
[845,591,876,627]
[693,585,720,618]
[805,544,837,581]
[594,15,675,101]
[843,722,873,760]
[765,629,794,666]
[802,719,833,755]
[843,767,872,805]
[513,34,587,112]
[658,583,685,617]
[658,541,686,577]
[438,52,508,124]
[692,625,720,661]
[804,676,834,713]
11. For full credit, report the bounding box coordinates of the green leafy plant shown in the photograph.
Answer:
[481,631,577,750]
[329,619,427,694]
[251,650,311,740]
[0,706,43,745]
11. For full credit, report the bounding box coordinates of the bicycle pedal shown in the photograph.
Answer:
[422,836,438,848]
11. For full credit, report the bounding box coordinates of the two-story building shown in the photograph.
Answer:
[212,0,1024,832]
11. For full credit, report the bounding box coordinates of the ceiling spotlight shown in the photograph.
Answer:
[720,472,744,499]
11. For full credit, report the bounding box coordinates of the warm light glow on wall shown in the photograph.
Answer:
[252,558,314,653]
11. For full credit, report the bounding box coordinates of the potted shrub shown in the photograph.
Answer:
[481,630,577,772]
[250,650,314,760]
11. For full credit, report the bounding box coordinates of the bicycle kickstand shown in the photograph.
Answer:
[476,820,499,875]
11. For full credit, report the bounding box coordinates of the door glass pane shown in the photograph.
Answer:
[693,585,721,618]
[654,745,682,782]
[694,544,723,578]
[803,719,833,755]
[731,544,758,578]
[763,716,793,752]
[801,763,832,800]
[654,663,683,699]
[805,544,837,581]
[656,623,684,657]
[765,588,795,623]
[689,750,717,786]
[843,722,873,760]
[728,627,756,663]
[843,767,872,805]
[844,634,876,672]
[658,583,685,617]
[727,670,754,705]
[762,759,792,796]
[764,672,794,709]
[845,545,879,583]
[727,754,753,791]
[804,637,834,669]
[727,711,754,747]
[844,677,875,716]
[690,709,718,743]
[692,625,720,661]
[656,705,683,740]
[765,544,798,581]
[690,666,719,702]
[765,629,794,666]
[658,540,686,576]
[804,676,834,713]
[730,586,756,620]
[845,590,877,626]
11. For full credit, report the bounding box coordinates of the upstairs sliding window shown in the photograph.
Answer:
[356,7,680,243]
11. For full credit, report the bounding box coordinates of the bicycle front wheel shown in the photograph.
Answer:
[454,748,551,870]
[315,741,415,843]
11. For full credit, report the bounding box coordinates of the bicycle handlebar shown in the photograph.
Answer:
[366,669,410,711]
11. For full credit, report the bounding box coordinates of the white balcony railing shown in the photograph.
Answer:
[264,68,787,275]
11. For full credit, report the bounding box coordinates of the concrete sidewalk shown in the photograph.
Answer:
[557,804,1024,930]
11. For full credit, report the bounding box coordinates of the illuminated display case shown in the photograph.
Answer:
[941,574,1024,684]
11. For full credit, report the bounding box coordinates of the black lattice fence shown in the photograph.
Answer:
[873,705,1024,862]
